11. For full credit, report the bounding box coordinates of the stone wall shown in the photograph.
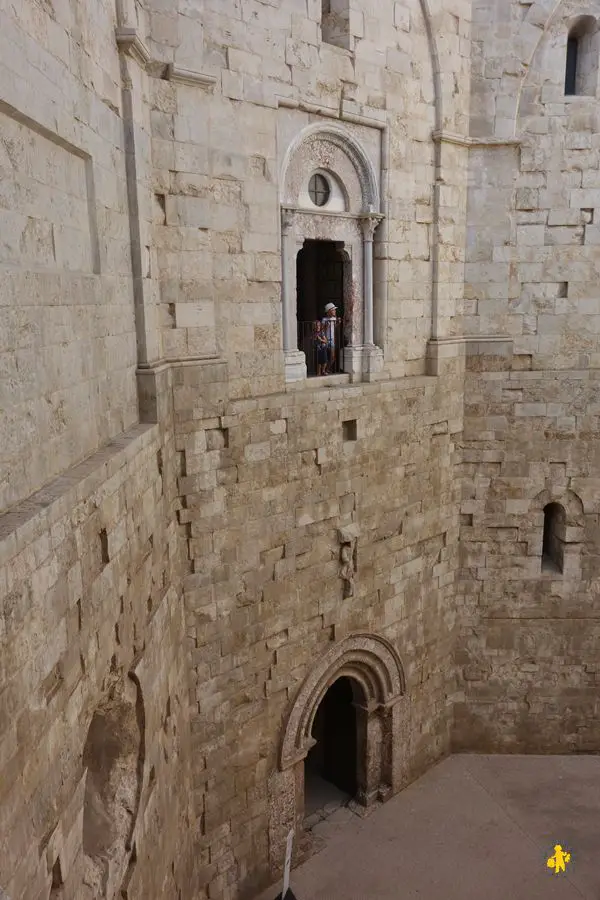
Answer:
[176,362,462,897]
[8,0,600,898]
[0,410,195,899]
[0,0,195,896]
[456,0,600,752]
[142,1,472,894]
[0,0,140,514]
[147,0,472,389]
[457,359,600,753]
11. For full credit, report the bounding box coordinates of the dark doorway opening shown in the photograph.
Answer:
[296,240,347,377]
[304,677,358,824]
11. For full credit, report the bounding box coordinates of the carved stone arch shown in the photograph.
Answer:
[532,487,584,524]
[268,634,409,877]
[280,633,405,770]
[280,124,380,213]
[531,487,585,577]
[417,0,442,132]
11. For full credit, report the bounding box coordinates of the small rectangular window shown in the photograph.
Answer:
[342,419,357,441]
[321,0,352,50]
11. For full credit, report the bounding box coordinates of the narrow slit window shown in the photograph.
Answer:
[542,503,566,574]
[565,36,578,95]
[564,17,599,97]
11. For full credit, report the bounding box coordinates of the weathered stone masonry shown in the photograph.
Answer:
[176,367,461,895]
[3,0,600,899]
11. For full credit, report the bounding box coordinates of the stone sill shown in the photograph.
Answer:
[0,423,157,567]
[320,40,354,58]
[227,374,437,419]
[286,373,350,391]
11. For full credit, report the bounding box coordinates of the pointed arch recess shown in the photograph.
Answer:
[280,633,405,770]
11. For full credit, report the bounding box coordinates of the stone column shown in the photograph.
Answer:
[281,209,307,382]
[354,702,382,807]
[386,697,410,793]
[361,214,379,346]
[359,213,384,379]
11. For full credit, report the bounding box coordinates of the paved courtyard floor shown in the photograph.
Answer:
[259,753,600,900]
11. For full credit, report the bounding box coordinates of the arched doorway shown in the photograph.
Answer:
[269,634,407,876]
[304,676,361,819]
[269,633,408,878]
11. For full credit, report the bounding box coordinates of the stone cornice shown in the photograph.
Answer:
[432,129,521,148]
[136,356,226,372]
[429,334,513,346]
[115,27,151,68]
[166,64,217,88]
[281,205,380,223]
[276,96,387,131]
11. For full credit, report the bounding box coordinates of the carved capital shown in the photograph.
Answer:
[281,208,295,235]
[360,213,383,241]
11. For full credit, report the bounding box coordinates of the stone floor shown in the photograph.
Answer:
[257,753,600,899]
[304,771,350,824]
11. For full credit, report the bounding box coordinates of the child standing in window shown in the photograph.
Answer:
[314,320,329,376]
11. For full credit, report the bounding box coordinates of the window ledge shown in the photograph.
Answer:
[321,42,354,57]
[541,557,563,576]
[286,373,351,392]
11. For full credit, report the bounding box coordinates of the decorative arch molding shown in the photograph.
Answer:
[417,0,442,133]
[530,487,585,578]
[280,633,405,770]
[532,487,584,523]
[280,123,380,213]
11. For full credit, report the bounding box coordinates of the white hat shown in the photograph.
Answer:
[324,303,337,312]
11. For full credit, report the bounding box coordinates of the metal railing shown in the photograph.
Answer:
[298,319,344,378]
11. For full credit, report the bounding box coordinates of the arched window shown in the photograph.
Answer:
[564,17,599,96]
[542,503,566,573]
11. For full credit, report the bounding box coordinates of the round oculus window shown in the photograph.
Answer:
[308,173,331,208]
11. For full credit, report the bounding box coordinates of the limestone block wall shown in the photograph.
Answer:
[457,360,600,752]
[0,0,141,514]
[146,0,473,389]
[457,0,600,751]
[175,363,462,898]
[0,416,195,900]
[141,1,472,895]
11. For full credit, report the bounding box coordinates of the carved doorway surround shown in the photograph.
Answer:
[267,633,407,875]
[280,125,384,382]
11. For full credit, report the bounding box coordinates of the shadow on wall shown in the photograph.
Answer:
[81,674,144,899]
